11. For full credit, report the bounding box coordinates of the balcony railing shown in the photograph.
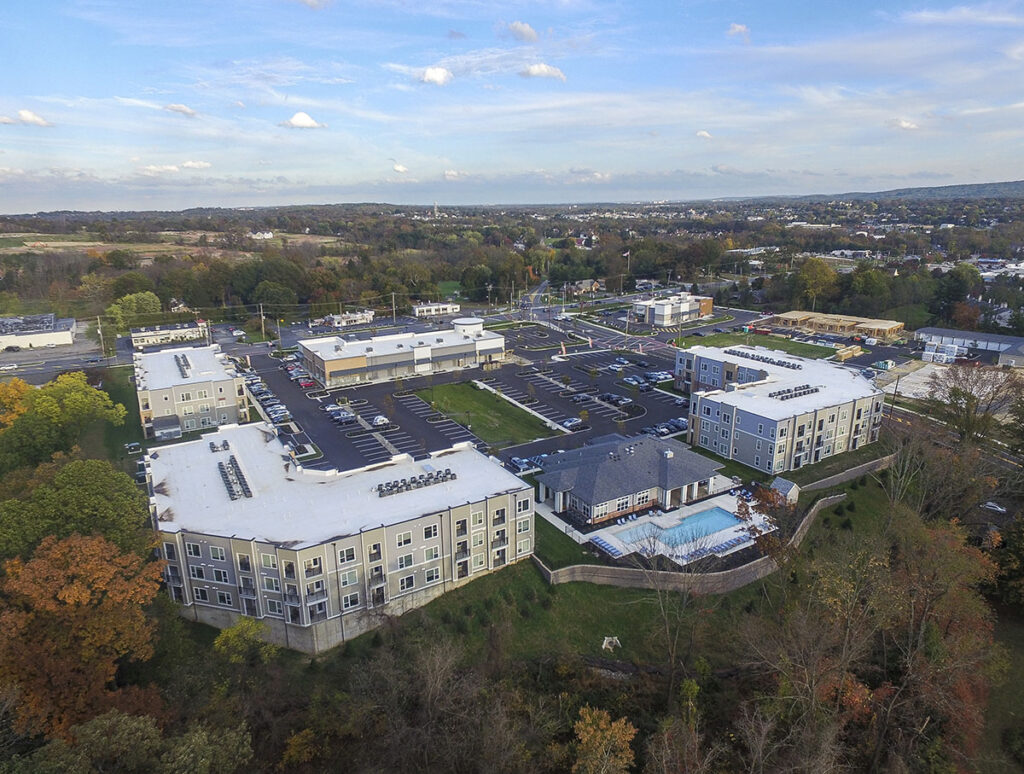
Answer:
[305,566,323,578]
[238,584,257,598]
[283,593,301,606]
[492,516,506,527]
[369,574,387,588]
[368,551,382,562]
[309,611,328,623]
[165,570,183,586]
[455,526,468,538]
[305,588,328,603]
[491,537,508,550]
[455,549,470,561]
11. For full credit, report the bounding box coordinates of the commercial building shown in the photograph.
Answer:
[129,321,208,350]
[632,293,713,327]
[535,435,726,525]
[0,313,75,349]
[676,345,884,474]
[771,311,905,341]
[914,327,1024,367]
[134,344,248,440]
[298,317,504,388]
[412,302,461,317]
[321,310,374,328]
[148,425,533,654]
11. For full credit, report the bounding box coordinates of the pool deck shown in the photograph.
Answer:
[590,493,775,565]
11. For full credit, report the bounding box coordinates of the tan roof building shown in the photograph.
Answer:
[772,312,904,341]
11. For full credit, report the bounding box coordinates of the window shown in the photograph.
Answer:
[237,554,251,572]
[492,508,506,522]
[769,427,776,439]
[616,497,629,512]
[261,553,278,570]
[180,391,192,402]
[636,491,650,506]
[424,546,439,561]
[197,389,208,399]
[213,568,229,584]
[209,546,226,561]
[722,413,730,423]
[472,554,486,569]
[757,423,764,435]
[189,566,205,580]
[517,539,531,555]
[700,435,709,446]
[303,557,322,576]
[756,440,762,451]
[472,533,484,548]
[397,553,414,569]
[368,543,382,561]
[755,456,761,467]
[425,567,440,584]
[199,404,210,414]
[702,405,711,415]
[186,542,201,558]
[266,599,283,616]
[217,591,232,606]
[779,427,787,438]
[399,575,415,591]
[517,499,531,513]
[164,543,176,561]
[343,592,360,610]
[262,577,281,593]
[517,519,531,534]
[194,588,209,602]
[396,531,412,547]
[339,546,355,564]
[339,569,358,587]
[306,580,325,596]
[471,511,484,527]
[423,524,438,540]
[721,428,730,439]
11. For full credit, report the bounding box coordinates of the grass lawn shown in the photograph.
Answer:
[415,381,556,448]
[802,477,891,545]
[535,517,606,570]
[675,333,836,359]
[979,607,1024,773]
[689,447,763,484]
[785,434,892,487]
[437,280,462,298]
[78,365,145,471]
[882,304,932,330]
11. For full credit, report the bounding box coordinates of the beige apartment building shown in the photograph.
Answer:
[134,344,248,440]
[632,293,714,327]
[147,425,534,654]
[676,345,885,474]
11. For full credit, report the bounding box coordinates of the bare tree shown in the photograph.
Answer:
[924,364,1022,444]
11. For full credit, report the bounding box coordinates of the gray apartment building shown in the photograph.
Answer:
[148,424,534,654]
[676,345,884,474]
[134,344,248,440]
[297,317,504,388]
[535,435,726,525]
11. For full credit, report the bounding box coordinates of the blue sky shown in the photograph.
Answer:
[1,0,1023,212]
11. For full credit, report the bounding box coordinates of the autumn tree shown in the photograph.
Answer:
[573,706,637,774]
[0,458,151,560]
[924,364,1022,444]
[0,380,31,430]
[0,535,163,739]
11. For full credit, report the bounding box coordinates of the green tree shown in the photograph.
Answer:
[794,257,837,311]
[105,291,162,331]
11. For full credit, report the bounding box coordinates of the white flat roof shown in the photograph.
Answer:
[298,326,503,361]
[135,345,238,390]
[686,345,881,419]
[148,424,528,548]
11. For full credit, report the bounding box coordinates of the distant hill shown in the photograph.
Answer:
[793,179,1024,202]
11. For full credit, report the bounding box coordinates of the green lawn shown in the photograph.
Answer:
[415,381,556,448]
[882,304,932,330]
[689,447,763,484]
[675,333,836,359]
[784,434,892,486]
[84,365,144,471]
[535,517,606,570]
[437,280,462,298]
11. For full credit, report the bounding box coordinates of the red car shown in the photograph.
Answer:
[298,379,316,388]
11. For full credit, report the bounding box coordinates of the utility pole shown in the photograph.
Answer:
[259,303,265,339]
[887,372,902,423]
[486,283,493,309]
[391,292,396,323]
[96,315,105,359]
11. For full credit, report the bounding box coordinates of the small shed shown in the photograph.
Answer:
[770,477,801,506]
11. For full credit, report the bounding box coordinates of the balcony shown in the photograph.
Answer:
[491,537,508,550]
[283,566,296,580]
[165,569,183,586]
[368,550,382,563]
[304,566,323,578]
[492,515,506,527]
[455,549,470,561]
[238,584,257,598]
[306,588,328,603]
[283,593,301,606]
[369,574,387,589]
[455,526,468,538]
[309,610,328,623]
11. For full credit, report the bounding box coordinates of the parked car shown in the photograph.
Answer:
[321,403,342,412]
[981,501,1008,514]
[0,364,17,371]
[332,411,356,424]
[298,379,316,388]
[3,346,20,352]
[637,383,652,392]
[571,394,590,404]
[561,417,583,430]
[371,415,389,428]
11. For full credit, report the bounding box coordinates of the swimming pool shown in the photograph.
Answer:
[615,506,741,547]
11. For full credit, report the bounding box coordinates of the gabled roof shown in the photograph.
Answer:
[535,436,722,505]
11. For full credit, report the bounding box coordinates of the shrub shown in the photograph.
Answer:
[834,505,845,516]
[850,480,860,491]
[840,518,853,530]
[859,475,867,486]
[519,604,532,619]
[1003,727,1024,766]
[846,501,856,513]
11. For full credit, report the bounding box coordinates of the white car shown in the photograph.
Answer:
[371,415,389,428]
[0,364,16,371]
[981,501,1008,514]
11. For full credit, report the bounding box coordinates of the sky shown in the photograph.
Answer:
[1,0,1024,213]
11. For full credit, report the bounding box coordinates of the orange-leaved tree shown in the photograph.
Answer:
[572,705,637,774]
[0,534,164,739]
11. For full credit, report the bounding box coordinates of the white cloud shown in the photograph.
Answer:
[890,118,919,130]
[164,103,196,117]
[0,116,14,125]
[16,109,52,127]
[726,23,750,42]
[392,163,408,173]
[141,164,180,175]
[280,111,326,128]
[507,21,539,42]
[444,169,465,180]
[421,66,454,85]
[181,160,212,169]
[234,100,246,108]
[294,0,330,7]
[696,129,713,139]
[520,63,566,81]
[902,6,1024,26]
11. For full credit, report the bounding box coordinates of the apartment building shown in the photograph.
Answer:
[412,302,461,317]
[148,424,533,654]
[676,345,884,474]
[632,293,713,327]
[535,435,726,525]
[134,344,248,440]
[298,317,504,388]
[772,311,905,341]
[129,321,208,350]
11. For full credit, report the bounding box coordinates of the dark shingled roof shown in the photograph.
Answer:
[535,436,722,506]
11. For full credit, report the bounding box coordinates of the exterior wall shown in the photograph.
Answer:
[131,323,208,349]
[304,340,504,388]
[413,303,460,317]
[139,377,247,438]
[0,329,74,348]
[159,486,534,654]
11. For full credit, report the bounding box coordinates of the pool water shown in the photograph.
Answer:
[616,506,740,547]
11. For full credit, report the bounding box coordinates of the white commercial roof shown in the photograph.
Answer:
[134,345,238,390]
[148,424,528,548]
[686,345,881,420]
[298,325,503,361]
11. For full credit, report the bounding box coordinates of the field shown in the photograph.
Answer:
[534,517,606,570]
[415,381,555,447]
[437,280,462,298]
[675,332,836,359]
